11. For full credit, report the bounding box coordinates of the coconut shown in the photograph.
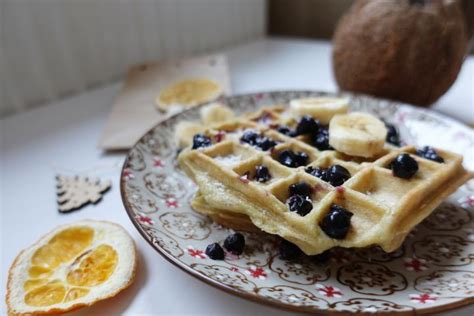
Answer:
[332,0,468,106]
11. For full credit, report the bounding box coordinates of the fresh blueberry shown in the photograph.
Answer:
[289,182,312,197]
[311,250,331,263]
[192,134,212,149]
[256,137,277,151]
[296,115,320,135]
[278,150,298,168]
[255,165,271,182]
[205,243,225,260]
[305,166,328,181]
[416,146,444,163]
[277,125,296,137]
[223,233,245,255]
[278,240,302,260]
[391,153,419,179]
[287,195,313,216]
[294,151,309,166]
[240,130,259,145]
[325,165,351,186]
[241,130,276,151]
[278,150,309,168]
[312,128,331,151]
[319,204,353,239]
[385,123,401,146]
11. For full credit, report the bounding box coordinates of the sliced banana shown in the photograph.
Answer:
[200,102,235,125]
[329,112,387,158]
[290,97,349,124]
[175,121,205,148]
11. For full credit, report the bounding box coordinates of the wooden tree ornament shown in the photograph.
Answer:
[56,175,111,213]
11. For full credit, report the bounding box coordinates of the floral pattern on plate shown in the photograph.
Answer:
[121,91,474,314]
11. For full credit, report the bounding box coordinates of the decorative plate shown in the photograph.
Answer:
[121,91,474,314]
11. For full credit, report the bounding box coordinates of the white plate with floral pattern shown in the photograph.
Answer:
[121,91,474,314]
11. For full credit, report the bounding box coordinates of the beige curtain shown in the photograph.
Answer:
[1,0,266,117]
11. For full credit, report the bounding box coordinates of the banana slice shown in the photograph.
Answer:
[175,121,206,148]
[290,97,349,124]
[200,102,235,125]
[329,112,387,157]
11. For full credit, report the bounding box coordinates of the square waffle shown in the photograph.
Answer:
[178,106,473,255]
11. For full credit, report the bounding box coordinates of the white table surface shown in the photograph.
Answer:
[1,38,473,316]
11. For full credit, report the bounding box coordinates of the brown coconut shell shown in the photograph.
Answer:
[332,0,468,106]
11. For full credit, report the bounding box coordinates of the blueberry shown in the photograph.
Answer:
[241,130,259,145]
[325,165,351,186]
[277,125,296,137]
[311,250,331,263]
[287,195,313,216]
[289,182,312,197]
[319,204,353,239]
[385,123,401,146]
[255,165,271,182]
[306,165,349,186]
[305,166,327,181]
[278,150,298,168]
[416,146,444,163]
[312,128,331,151]
[223,233,245,255]
[278,150,309,168]
[192,134,212,149]
[294,151,309,166]
[241,130,277,151]
[205,243,225,260]
[278,240,302,260]
[296,115,320,135]
[391,153,419,179]
[256,137,277,151]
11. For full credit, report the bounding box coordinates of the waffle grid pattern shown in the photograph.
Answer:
[179,107,466,254]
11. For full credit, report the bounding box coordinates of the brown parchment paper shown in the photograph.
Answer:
[98,54,231,150]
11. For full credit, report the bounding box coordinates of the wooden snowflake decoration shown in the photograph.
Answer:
[56,175,111,213]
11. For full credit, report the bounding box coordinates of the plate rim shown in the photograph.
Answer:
[120,90,474,315]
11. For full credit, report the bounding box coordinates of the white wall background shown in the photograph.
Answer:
[1,0,266,117]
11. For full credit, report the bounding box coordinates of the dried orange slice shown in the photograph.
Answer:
[6,220,137,315]
[156,78,222,113]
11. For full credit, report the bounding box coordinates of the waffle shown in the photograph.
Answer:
[178,106,473,255]
[191,192,262,233]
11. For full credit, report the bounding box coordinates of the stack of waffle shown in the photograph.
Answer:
[178,99,472,255]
